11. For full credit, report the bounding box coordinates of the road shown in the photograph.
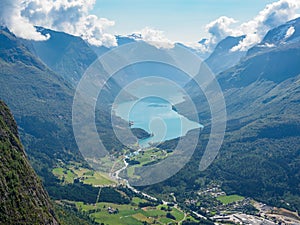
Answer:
[109,150,207,222]
[110,149,158,202]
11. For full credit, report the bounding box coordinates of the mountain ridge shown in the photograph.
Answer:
[205,35,246,74]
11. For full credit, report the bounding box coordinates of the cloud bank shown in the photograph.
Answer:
[0,0,117,47]
[201,0,300,52]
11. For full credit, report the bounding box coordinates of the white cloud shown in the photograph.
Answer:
[0,0,49,41]
[232,0,300,51]
[76,15,117,47]
[0,0,117,47]
[199,0,300,52]
[133,27,174,49]
[205,16,242,48]
[285,26,295,39]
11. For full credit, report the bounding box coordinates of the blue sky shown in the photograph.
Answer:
[2,0,299,48]
[92,0,276,42]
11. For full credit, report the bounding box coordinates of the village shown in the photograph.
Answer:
[183,183,300,225]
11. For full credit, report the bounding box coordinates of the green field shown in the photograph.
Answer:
[52,167,64,176]
[52,162,194,224]
[75,201,186,225]
[131,148,167,166]
[126,148,170,179]
[217,195,245,205]
[83,150,128,175]
[131,197,148,205]
[52,167,76,184]
[52,162,115,186]
[77,201,144,225]
[171,207,185,221]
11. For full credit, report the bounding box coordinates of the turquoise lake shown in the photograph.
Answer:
[113,96,203,147]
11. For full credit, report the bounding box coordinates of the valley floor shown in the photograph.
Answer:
[51,151,300,225]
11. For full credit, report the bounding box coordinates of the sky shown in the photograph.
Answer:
[92,0,276,43]
[0,0,300,51]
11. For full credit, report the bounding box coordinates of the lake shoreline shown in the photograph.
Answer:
[113,95,203,147]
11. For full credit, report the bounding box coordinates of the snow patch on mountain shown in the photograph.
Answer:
[285,26,295,38]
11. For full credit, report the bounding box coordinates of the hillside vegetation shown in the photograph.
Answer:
[0,100,58,224]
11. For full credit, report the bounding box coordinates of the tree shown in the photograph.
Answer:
[166,212,176,220]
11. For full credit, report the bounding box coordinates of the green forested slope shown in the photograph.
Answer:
[0,100,58,224]
[142,19,300,213]
[0,28,126,202]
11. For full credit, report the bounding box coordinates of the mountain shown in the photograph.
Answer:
[247,17,300,57]
[205,35,246,74]
[0,27,124,195]
[175,43,210,60]
[0,101,58,224]
[92,39,193,88]
[24,27,99,87]
[117,35,139,45]
[218,33,300,88]
[25,28,137,94]
[0,27,82,172]
[261,17,300,45]
[89,34,140,58]
[24,27,130,106]
[144,18,300,212]
[91,35,211,84]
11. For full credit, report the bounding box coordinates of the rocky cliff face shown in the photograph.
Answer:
[0,100,58,224]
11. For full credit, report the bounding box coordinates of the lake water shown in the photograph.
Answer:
[113,96,203,147]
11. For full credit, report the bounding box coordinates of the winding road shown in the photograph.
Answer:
[109,150,207,223]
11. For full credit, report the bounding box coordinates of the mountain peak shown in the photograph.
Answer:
[214,35,246,53]
[262,17,300,45]
[205,35,246,74]
[247,17,300,57]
